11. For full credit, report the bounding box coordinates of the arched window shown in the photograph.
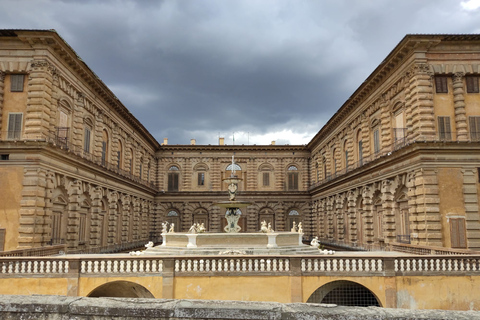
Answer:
[56,100,72,147]
[226,163,242,172]
[101,130,109,166]
[287,166,298,190]
[286,209,301,231]
[168,166,179,191]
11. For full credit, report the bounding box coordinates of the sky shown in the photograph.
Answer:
[1,0,480,145]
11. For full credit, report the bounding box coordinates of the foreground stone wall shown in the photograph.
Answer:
[1,295,479,320]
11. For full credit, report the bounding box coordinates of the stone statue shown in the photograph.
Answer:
[267,222,274,233]
[260,220,268,233]
[198,223,206,233]
[291,221,296,232]
[227,183,237,201]
[298,222,303,234]
[162,222,168,234]
[169,223,175,233]
[145,241,154,248]
[310,236,319,248]
[188,223,197,234]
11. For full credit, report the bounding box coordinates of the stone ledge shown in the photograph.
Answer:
[1,295,480,319]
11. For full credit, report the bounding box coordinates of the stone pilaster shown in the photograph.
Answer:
[381,180,396,243]
[89,186,103,246]
[107,191,119,245]
[111,126,120,168]
[49,71,60,132]
[362,186,374,244]
[325,197,334,239]
[71,92,84,149]
[0,71,5,133]
[247,157,256,190]
[360,118,370,159]
[345,130,354,167]
[335,194,345,242]
[318,199,326,238]
[25,60,56,139]
[452,72,468,141]
[347,190,358,243]
[66,180,82,249]
[18,168,47,248]
[44,171,55,244]
[406,63,435,140]
[93,111,104,159]
[413,169,442,246]
[406,171,418,244]
[379,96,392,148]
[463,169,480,249]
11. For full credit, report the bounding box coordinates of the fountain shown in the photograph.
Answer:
[146,155,322,255]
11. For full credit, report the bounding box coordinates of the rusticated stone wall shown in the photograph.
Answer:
[0,295,479,319]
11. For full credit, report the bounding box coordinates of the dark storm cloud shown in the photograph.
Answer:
[2,0,480,144]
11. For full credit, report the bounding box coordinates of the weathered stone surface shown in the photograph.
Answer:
[0,295,480,320]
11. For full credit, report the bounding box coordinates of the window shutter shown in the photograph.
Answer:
[435,76,448,93]
[101,141,107,165]
[289,172,298,190]
[373,129,380,154]
[469,116,480,140]
[84,128,91,152]
[450,218,467,248]
[169,173,179,191]
[8,113,22,139]
[466,76,479,93]
[263,172,270,186]
[10,74,24,92]
[438,116,452,140]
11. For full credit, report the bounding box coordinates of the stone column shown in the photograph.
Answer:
[89,186,103,247]
[347,190,357,243]
[71,92,84,150]
[452,72,468,141]
[406,63,435,140]
[381,180,396,243]
[107,191,119,245]
[66,180,83,249]
[44,171,55,245]
[25,60,56,139]
[362,186,374,244]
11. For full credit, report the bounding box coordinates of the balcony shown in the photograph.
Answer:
[0,130,157,190]
[309,129,479,190]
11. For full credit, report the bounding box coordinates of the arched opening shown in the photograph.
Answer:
[258,207,274,231]
[307,280,381,307]
[166,210,180,232]
[286,209,301,232]
[87,280,154,298]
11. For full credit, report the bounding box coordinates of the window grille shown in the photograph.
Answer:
[226,163,242,171]
[263,172,270,186]
[167,210,178,217]
[307,281,380,307]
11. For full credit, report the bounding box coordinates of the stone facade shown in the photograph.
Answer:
[0,31,479,251]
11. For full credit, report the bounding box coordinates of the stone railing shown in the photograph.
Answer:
[2,255,480,277]
[174,257,290,273]
[388,242,476,255]
[0,258,69,274]
[80,258,163,274]
[301,257,383,273]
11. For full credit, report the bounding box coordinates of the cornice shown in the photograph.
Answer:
[157,144,309,153]
[5,29,160,150]
[306,34,480,151]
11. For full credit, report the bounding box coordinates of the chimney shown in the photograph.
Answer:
[219,137,225,145]
[271,141,276,145]
[162,138,168,145]
[190,139,196,145]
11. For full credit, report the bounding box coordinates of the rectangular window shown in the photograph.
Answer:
[469,116,480,141]
[373,128,380,154]
[466,76,479,93]
[263,172,270,186]
[288,172,298,190]
[198,172,205,186]
[84,128,91,153]
[10,74,24,92]
[101,141,107,166]
[435,76,448,93]
[7,113,23,140]
[438,116,452,140]
[168,173,179,191]
[450,218,467,248]
[0,154,9,160]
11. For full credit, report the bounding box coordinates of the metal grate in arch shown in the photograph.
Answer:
[307,280,380,307]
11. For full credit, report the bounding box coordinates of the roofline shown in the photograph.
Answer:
[1,29,160,149]
[306,34,480,150]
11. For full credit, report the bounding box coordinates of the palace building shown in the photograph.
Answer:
[0,30,479,252]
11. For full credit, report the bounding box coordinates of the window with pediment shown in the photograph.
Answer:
[259,163,274,188]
